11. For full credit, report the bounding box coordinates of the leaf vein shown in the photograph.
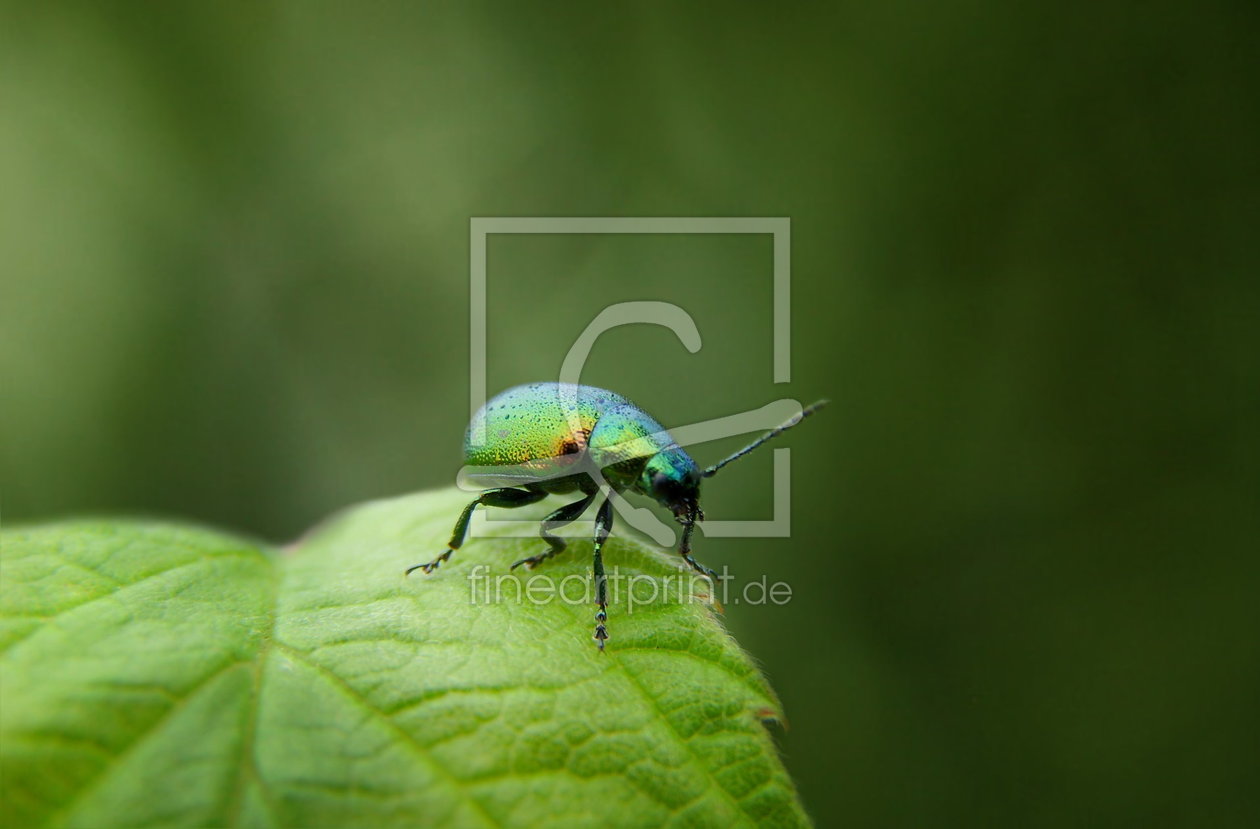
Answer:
[273,643,502,828]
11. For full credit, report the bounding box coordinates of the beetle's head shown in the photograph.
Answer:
[640,450,704,545]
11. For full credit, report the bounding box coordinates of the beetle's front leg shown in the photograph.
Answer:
[681,552,718,580]
[678,518,718,580]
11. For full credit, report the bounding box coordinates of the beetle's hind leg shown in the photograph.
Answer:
[406,487,546,575]
[511,491,597,570]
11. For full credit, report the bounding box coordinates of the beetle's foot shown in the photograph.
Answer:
[682,553,718,581]
[510,552,550,571]
[406,549,452,576]
[594,608,608,651]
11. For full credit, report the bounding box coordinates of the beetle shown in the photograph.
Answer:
[406,382,826,649]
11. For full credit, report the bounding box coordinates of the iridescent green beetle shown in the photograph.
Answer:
[407,382,826,649]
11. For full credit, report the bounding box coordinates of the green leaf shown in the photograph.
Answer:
[1,489,809,828]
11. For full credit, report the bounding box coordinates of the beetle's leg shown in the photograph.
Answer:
[511,491,597,570]
[591,497,614,650]
[405,488,546,575]
[678,520,718,580]
[681,552,718,581]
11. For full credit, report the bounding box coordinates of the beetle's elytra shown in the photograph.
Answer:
[407,382,826,650]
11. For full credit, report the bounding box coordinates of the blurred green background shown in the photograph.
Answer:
[2,2,1256,825]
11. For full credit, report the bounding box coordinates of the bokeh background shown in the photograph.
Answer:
[3,2,1257,825]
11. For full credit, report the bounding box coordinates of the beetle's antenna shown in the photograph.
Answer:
[702,399,829,478]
